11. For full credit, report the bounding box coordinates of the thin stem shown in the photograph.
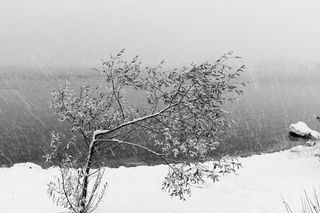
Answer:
[105,104,176,135]
[60,169,77,213]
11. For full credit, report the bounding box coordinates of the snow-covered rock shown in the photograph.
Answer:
[289,121,320,140]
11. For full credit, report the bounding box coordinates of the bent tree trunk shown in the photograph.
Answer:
[79,140,96,213]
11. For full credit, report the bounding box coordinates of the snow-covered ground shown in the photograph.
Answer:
[2,145,320,213]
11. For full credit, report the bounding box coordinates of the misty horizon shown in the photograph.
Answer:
[1,0,320,69]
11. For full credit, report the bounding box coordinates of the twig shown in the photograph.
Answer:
[105,104,176,134]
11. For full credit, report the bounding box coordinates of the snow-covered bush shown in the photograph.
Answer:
[46,50,246,213]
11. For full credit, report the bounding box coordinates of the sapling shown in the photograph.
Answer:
[46,50,246,213]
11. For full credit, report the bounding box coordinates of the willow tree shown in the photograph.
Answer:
[46,50,246,213]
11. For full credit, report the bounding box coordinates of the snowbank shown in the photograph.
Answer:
[1,146,320,213]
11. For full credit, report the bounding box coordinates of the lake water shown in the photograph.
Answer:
[0,70,319,166]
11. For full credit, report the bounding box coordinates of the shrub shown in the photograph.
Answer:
[46,50,246,213]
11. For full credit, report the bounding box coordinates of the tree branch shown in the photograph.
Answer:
[95,138,164,157]
[94,138,185,166]
[60,169,77,213]
[104,104,176,135]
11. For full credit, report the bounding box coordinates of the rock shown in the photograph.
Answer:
[289,121,320,140]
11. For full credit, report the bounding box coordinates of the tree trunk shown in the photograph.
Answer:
[79,140,95,213]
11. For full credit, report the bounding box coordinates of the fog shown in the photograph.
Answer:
[1,0,320,68]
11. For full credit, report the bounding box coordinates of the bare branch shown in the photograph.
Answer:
[95,138,164,157]
[105,103,177,135]
[60,169,77,213]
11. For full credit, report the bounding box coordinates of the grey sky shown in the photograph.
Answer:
[1,0,320,67]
